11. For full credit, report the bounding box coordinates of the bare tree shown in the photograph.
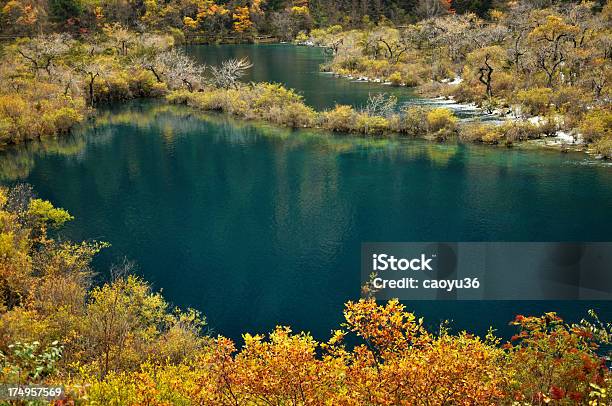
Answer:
[159,49,205,92]
[209,58,253,89]
[5,183,35,216]
[533,41,567,87]
[361,93,398,117]
[360,30,383,58]
[527,16,579,87]
[75,61,105,106]
[103,23,136,56]
[134,49,204,92]
[17,33,73,77]
[478,54,494,98]
[378,36,409,64]
[323,38,344,57]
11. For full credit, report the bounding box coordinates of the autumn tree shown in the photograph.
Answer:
[232,6,252,33]
[527,14,580,87]
[76,60,106,106]
[137,48,205,91]
[83,264,170,378]
[15,33,73,77]
[0,0,42,35]
[466,45,507,98]
[183,0,230,39]
[102,23,136,56]
[378,28,410,64]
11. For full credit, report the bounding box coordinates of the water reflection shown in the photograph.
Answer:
[1,100,611,341]
[0,101,440,183]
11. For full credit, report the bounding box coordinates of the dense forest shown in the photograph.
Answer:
[2,0,608,38]
[1,0,609,155]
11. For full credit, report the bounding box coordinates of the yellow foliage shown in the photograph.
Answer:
[183,16,198,29]
[579,108,612,142]
[593,135,612,159]
[54,298,611,404]
[387,71,403,86]
[168,83,315,129]
[355,113,388,135]
[196,0,229,19]
[290,6,309,16]
[232,6,252,33]
[0,80,87,145]
[516,87,553,116]
[0,186,609,402]
[426,108,458,133]
[321,105,356,132]
[27,198,73,229]
[460,123,502,144]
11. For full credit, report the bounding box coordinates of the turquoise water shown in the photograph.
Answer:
[0,46,611,341]
[187,44,492,120]
[186,43,411,110]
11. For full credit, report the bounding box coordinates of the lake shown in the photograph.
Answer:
[186,44,495,120]
[1,44,610,341]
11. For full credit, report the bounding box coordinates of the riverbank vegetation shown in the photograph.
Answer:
[0,0,610,157]
[0,185,612,405]
[0,26,208,147]
[168,86,464,138]
[304,1,611,156]
[1,1,611,403]
[0,184,610,404]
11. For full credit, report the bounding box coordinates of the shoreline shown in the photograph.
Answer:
[0,39,605,161]
[0,89,603,163]
[317,65,604,159]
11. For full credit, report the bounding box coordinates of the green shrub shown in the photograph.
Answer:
[295,31,309,42]
[167,27,185,45]
[491,71,516,98]
[264,102,316,128]
[335,56,361,72]
[552,86,588,115]
[0,87,87,144]
[452,83,483,104]
[168,84,316,129]
[400,70,420,87]
[536,115,559,137]
[1,341,63,383]
[165,90,192,105]
[252,83,305,111]
[44,107,83,134]
[0,118,11,146]
[128,70,167,98]
[94,72,131,103]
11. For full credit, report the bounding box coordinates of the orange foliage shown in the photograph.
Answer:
[60,299,612,404]
[232,6,252,33]
[196,0,229,19]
